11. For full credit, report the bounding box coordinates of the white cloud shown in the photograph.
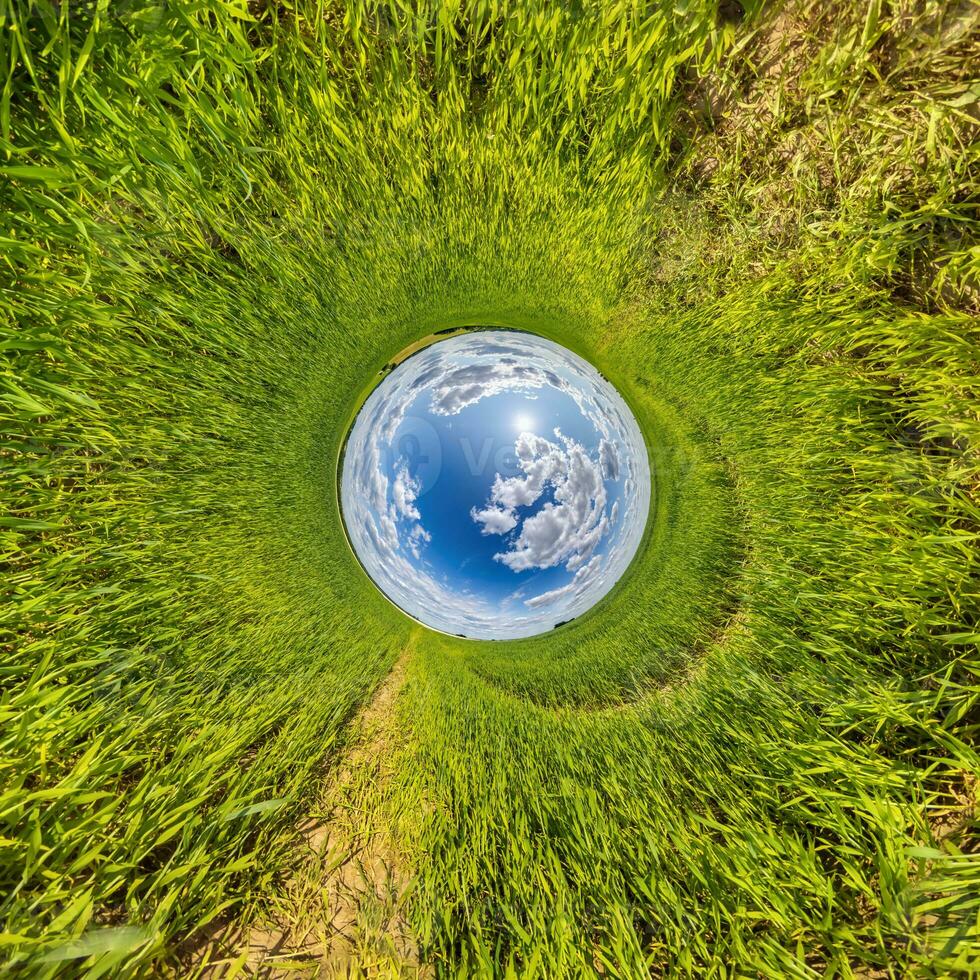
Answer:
[470,505,518,535]
[600,438,620,480]
[392,464,420,520]
[382,511,402,550]
[473,430,611,575]
[525,555,604,608]
[429,362,551,416]
[485,432,566,510]
[407,523,431,559]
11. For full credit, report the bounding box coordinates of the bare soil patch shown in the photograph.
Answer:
[183,653,426,978]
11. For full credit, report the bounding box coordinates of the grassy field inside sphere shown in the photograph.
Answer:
[2,0,978,976]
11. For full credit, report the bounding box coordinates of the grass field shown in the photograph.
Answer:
[2,0,978,975]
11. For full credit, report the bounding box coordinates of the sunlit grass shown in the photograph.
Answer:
[1,0,977,975]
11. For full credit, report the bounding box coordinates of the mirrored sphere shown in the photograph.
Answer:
[340,330,650,639]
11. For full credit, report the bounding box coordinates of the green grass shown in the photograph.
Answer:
[1,0,977,975]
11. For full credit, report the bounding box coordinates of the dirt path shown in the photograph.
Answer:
[187,650,425,978]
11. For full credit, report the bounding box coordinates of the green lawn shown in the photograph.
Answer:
[2,0,977,975]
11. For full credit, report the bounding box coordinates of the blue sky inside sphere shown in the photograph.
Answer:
[340,330,650,639]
